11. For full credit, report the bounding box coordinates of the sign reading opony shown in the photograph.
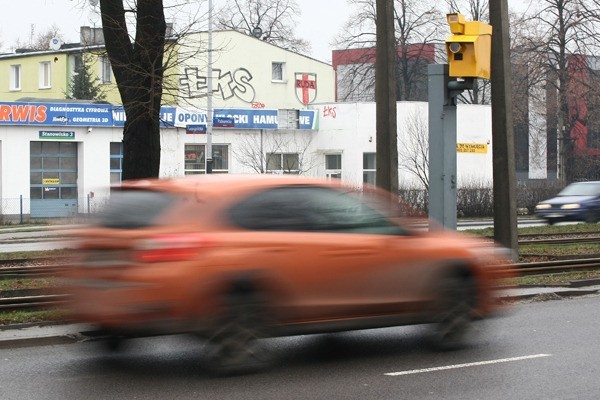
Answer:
[0,101,319,130]
[457,143,488,153]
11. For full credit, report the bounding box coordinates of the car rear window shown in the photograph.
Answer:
[97,190,178,229]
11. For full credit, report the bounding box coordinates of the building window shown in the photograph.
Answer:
[110,142,123,183]
[10,64,21,91]
[325,154,342,179]
[39,61,51,89]
[363,152,376,185]
[99,56,112,84]
[267,152,300,174]
[184,144,229,174]
[272,62,285,82]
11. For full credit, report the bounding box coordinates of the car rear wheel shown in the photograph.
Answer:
[206,291,272,375]
[429,273,476,351]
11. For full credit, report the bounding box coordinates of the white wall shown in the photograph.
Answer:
[0,101,494,215]
[178,31,336,110]
[310,102,494,188]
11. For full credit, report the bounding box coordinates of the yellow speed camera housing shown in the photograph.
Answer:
[445,13,492,79]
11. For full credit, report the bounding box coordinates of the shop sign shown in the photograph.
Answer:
[457,143,488,153]
[39,131,75,140]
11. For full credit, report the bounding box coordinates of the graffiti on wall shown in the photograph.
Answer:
[179,67,256,103]
[323,106,337,119]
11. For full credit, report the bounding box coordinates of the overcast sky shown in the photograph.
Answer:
[0,0,350,63]
[0,0,530,64]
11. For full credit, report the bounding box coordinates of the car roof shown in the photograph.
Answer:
[116,174,346,196]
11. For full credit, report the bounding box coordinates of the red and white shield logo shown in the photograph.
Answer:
[295,72,317,105]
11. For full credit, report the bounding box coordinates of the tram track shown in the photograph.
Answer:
[0,257,599,312]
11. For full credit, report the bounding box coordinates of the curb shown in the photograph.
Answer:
[2,288,600,350]
[0,333,84,349]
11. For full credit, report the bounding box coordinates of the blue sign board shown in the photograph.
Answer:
[0,102,318,130]
[186,125,207,134]
[213,116,235,127]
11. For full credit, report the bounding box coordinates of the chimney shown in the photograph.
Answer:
[80,26,105,46]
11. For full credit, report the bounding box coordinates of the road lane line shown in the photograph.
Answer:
[385,354,552,376]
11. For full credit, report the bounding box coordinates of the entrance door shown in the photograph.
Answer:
[30,141,78,218]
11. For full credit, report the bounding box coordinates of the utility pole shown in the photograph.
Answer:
[489,0,518,257]
[375,0,398,194]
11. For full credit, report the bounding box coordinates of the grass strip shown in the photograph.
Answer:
[0,310,65,325]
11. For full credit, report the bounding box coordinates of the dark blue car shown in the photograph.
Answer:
[535,181,600,225]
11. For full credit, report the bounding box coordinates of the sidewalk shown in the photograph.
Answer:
[1,283,598,350]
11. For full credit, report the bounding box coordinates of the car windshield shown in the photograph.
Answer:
[96,190,178,229]
[558,182,600,197]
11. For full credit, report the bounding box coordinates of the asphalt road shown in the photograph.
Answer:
[0,295,599,400]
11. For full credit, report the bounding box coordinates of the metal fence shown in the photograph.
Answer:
[1,195,110,223]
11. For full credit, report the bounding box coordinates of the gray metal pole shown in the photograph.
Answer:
[206,0,214,174]
[428,64,457,230]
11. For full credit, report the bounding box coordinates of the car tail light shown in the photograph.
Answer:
[133,234,212,263]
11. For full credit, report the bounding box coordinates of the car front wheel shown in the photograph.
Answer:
[429,273,476,351]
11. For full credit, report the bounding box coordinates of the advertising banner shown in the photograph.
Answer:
[0,102,318,130]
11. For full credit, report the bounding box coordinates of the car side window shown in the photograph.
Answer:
[228,186,406,235]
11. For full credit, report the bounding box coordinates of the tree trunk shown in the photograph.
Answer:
[100,0,166,180]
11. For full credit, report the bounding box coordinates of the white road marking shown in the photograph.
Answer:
[385,354,552,376]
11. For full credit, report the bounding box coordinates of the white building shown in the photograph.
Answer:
[0,100,493,219]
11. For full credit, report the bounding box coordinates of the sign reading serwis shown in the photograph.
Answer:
[457,143,487,153]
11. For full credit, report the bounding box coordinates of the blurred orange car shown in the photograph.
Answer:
[66,174,513,372]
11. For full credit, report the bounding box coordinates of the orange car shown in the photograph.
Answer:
[66,174,513,372]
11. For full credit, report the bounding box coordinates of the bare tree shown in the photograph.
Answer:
[333,0,443,102]
[519,0,600,184]
[398,111,429,190]
[13,25,64,50]
[233,130,316,174]
[215,0,310,53]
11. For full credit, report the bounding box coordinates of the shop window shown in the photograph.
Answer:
[185,144,229,174]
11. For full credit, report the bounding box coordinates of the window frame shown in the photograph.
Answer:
[10,64,21,91]
[39,61,51,89]
[184,144,229,174]
[110,142,123,183]
[99,56,112,84]
[266,152,300,174]
[363,152,376,186]
[325,153,342,180]
[271,62,286,82]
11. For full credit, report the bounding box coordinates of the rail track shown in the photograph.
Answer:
[0,256,599,313]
